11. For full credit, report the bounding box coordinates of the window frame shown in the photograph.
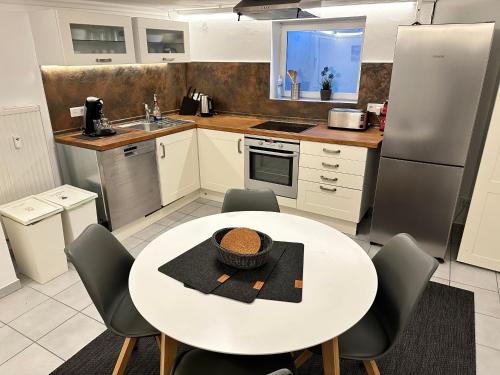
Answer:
[272,17,366,103]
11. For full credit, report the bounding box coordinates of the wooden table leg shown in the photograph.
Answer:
[160,333,178,375]
[321,337,340,375]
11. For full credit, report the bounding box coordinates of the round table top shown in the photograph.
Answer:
[129,211,377,355]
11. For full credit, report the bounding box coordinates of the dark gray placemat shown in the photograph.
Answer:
[73,129,127,140]
[158,239,304,304]
[158,239,238,294]
[211,242,287,303]
[258,242,304,303]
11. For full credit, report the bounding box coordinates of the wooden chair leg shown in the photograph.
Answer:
[112,337,137,375]
[363,360,380,375]
[160,333,178,375]
[321,337,340,375]
[294,350,313,368]
[155,335,161,350]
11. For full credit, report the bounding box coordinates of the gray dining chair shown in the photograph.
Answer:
[221,188,280,213]
[170,349,294,375]
[299,233,438,374]
[65,224,160,375]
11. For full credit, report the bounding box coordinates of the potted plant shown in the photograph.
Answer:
[320,66,334,101]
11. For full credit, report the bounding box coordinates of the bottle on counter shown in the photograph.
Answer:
[276,75,284,99]
[152,93,161,121]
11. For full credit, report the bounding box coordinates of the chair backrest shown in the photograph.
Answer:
[371,233,438,352]
[65,224,135,325]
[221,188,280,213]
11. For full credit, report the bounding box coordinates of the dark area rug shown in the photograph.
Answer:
[51,282,475,375]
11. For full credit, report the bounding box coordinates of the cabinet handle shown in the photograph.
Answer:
[238,139,242,154]
[162,57,175,62]
[96,58,112,63]
[323,148,341,154]
[320,185,337,192]
[322,162,340,169]
[160,142,166,159]
[320,175,338,182]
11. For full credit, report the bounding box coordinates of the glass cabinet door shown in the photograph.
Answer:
[146,28,185,54]
[70,23,127,55]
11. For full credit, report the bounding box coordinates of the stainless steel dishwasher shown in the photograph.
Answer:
[97,141,161,230]
[57,140,161,231]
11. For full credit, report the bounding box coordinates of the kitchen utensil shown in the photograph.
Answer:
[287,69,297,84]
[179,87,199,115]
[291,83,300,100]
[212,227,273,269]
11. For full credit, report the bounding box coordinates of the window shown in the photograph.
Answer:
[272,17,366,102]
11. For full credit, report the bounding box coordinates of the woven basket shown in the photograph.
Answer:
[212,227,273,270]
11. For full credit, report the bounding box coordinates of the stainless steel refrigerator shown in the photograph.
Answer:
[370,23,495,259]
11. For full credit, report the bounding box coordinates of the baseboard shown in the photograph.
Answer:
[0,278,21,299]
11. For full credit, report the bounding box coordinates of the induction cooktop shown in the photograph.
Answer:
[251,121,315,133]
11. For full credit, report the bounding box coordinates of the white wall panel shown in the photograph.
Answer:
[0,106,55,204]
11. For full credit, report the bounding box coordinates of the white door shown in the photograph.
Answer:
[458,85,500,271]
[198,129,244,193]
[156,130,200,206]
[58,10,136,65]
[133,18,190,63]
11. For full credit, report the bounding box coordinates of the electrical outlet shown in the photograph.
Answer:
[70,106,84,117]
[367,103,384,115]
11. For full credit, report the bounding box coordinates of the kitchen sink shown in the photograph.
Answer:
[118,117,194,132]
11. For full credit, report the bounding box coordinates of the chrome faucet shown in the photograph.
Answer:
[144,103,151,123]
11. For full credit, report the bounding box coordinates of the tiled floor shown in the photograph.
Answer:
[0,197,499,374]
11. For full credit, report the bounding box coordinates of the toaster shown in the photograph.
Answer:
[328,108,367,130]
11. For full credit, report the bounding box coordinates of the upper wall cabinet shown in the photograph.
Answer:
[29,10,136,66]
[132,18,190,63]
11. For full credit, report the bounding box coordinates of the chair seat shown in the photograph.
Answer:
[338,310,389,360]
[172,349,294,375]
[108,289,159,338]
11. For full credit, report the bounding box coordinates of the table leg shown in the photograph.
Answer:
[321,337,340,375]
[160,333,177,375]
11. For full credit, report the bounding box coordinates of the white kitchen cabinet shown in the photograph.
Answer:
[29,9,136,65]
[156,129,200,206]
[297,140,379,224]
[458,87,500,272]
[133,18,190,63]
[198,129,244,194]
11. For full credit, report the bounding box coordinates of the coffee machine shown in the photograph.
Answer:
[83,97,116,137]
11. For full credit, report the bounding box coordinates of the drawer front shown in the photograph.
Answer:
[300,154,366,176]
[301,141,367,161]
[299,167,364,190]
[297,180,362,222]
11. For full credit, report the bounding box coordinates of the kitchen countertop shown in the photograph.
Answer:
[53,114,383,151]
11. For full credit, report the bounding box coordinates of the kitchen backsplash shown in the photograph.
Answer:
[41,63,187,133]
[41,62,391,133]
[186,62,392,120]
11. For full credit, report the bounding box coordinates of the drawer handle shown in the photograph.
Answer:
[160,142,166,159]
[96,58,112,63]
[322,162,340,169]
[323,148,341,154]
[320,185,337,193]
[320,175,338,182]
[162,57,175,62]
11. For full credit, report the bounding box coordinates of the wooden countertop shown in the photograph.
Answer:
[54,114,383,151]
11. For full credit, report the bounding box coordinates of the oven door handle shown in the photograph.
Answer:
[248,149,298,158]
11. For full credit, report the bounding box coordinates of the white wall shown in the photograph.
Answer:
[0,10,60,185]
[183,2,417,63]
[0,225,19,297]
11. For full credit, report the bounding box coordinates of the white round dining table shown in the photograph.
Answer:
[129,211,377,375]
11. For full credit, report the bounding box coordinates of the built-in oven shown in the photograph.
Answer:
[244,135,300,199]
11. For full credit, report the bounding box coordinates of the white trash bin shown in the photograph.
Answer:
[37,185,98,246]
[0,196,68,284]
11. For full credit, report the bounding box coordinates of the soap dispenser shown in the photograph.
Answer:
[152,93,161,121]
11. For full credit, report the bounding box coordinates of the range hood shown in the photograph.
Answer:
[233,0,317,20]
